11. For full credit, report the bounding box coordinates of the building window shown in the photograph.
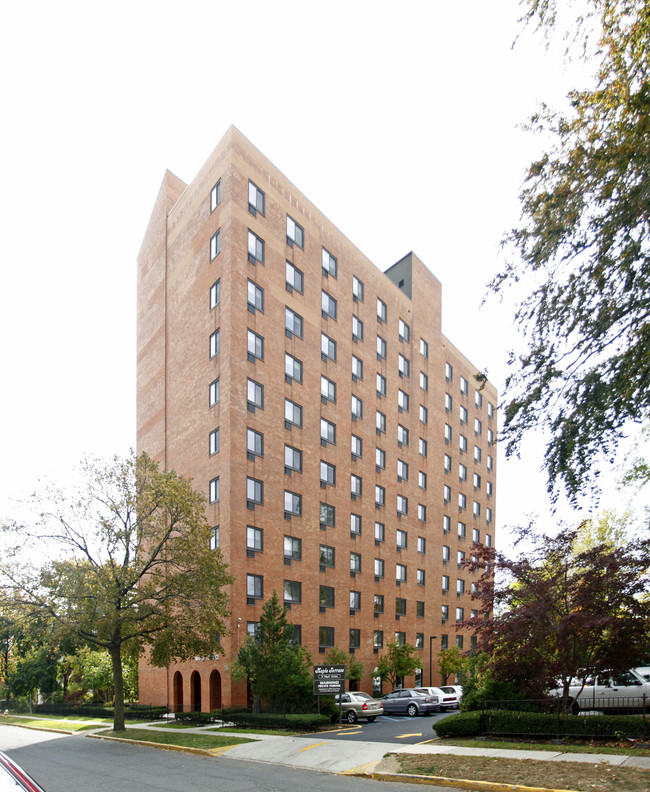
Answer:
[444,515,451,533]
[420,372,428,391]
[351,474,362,498]
[487,507,493,524]
[322,247,337,277]
[442,574,450,592]
[210,329,220,358]
[286,214,304,248]
[374,521,385,542]
[320,503,335,529]
[247,428,263,459]
[395,631,406,646]
[284,490,302,517]
[457,579,465,595]
[443,547,451,563]
[210,525,219,550]
[209,428,220,456]
[444,454,452,473]
[320,375,336,405]
[247,279,264,313]
[351,434,362,459]
[444,423,452,443]
[419,437,427,456]
[351,355,363,381]
[247,230,264,264]
[472,527,481,543]
[318,337,337,368]
[474,445,482,463]
[487,428,494,445]
[209,477,220,504]
[475,390,483,409]
[320,461,336,488]
[488,401,495,419]
[246,476,263,507]
[487,455,494,471]
[445,362,453,382]
[486,533,492,547]
[210,229,221,260]
[321,290,337,320]
[210,279,221,309]
[398,318,410,342]
[487,480,493,497]
[210,378,221,407]
[375,485,386,507]
[376,335,387,360]
[376,410,386,434]
[459,434,468,453]
[285,307,303,339]
[397,459,409,482]
[286,261,303,294]
[417,536,426,554]
[443,485,451,503]
[458,521,467,539]
[351,394,363,420]
[419,471,427,489]
[349,591,361,612]
[284,398,302,428]
[459,493,467,511]
[418,504,426,522]
[353,276,364,301]
[284,444,302,474]
[352,315,364,342]
[247,574,263,600]
[374,594,384,614]
[247,525,263,552]
[458,550,466,566]
[247,329,264,362]
[397,495,408,516]
[320,586,335,608]
[320,417,336,445]
[416,602,425,620]
[420,338,428,358]
[248,180,265,215]
[456,607,465,623]
[376,447,386,471]
[319,626,334,651]
[415,631,424,646]
[398,353,410,377]
[460,376,468,395]
[320,544,335,567]
[397,424,409,447]
[247,378,263,411]
[377,298,387,323]
[474,472,481,490]
[374,630,383,649]
[350,552,361,574]
[284,580,301,603]
[210,180,221,212]
[376,373,386,396]
[350,513,362,535]
[442,604,449,622]
[398,389,409,412]
[459,463,467,481]
[374,558,384,578]
[284,535,302,561]
[285,352,303,383]
[396,529,408,549]
[475,418,482,436]
[396,595,407,614]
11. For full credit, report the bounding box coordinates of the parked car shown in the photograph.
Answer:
[417,686,460,710]
[634,666,650,682]
[552,669,650,713]
[0,752,47,792]
[440,685,463,703]
[381,688,439,716]
[334,691,383,723]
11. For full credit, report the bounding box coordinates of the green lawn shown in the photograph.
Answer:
[104,728,256,749]
[0,716,104,732]
[435,736,650,756]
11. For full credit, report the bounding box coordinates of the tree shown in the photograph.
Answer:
[231,592,312,713]
[322,646,364,686]
[437,646,468,686]
[492,0,650,502]
[376,642,422,689]
[465,523,650,707]
[0,452,231,730]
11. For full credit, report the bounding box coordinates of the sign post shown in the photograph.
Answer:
[313,664,346,725]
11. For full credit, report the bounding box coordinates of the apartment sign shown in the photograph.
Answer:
[313,664,345,695]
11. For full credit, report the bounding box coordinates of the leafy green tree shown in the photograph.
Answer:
[0,452,231,730]
[492,0,650,502]
[323,646,364,686]
[465,523,650,708]
[376,642,422,689]
[232,592,312,713]
[437,646,468,685]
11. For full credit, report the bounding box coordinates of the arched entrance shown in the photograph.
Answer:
[173,671,184,712]
[191,670,202,711]
[209,670,222,710]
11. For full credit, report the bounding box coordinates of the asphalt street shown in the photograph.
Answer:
[305,710,456,743]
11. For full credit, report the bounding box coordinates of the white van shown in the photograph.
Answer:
[556,669,650,713]
[633,666,650,682]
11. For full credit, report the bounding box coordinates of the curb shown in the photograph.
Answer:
[0,722,74,736]
[88,733,215,756]
[365,771,581,792]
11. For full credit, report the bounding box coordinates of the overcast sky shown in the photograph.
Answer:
[1,1,642,544]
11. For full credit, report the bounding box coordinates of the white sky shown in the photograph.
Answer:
[0,0,644,546]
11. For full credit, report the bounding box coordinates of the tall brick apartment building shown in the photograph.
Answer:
[137,126,497,712]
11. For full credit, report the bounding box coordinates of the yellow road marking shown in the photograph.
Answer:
[296,741,329,753]
[396,733,422,738]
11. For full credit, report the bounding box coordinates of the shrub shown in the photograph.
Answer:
[434,711,481,737]
[216,710,330,731]
[175,711,216,725]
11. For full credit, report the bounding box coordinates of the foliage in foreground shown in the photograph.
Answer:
[376,641,422,688]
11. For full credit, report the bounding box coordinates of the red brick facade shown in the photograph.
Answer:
[137,126,497,711]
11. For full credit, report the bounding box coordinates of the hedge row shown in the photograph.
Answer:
[175,709,330,731]
[33,703,168,720]
[434,709,648,739]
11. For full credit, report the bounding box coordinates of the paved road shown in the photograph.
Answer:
[0,726,458,792]
[306,710,457,744]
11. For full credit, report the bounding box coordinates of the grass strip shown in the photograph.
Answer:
[104,728,256,749]
[0,716,100,732]
[397,753,649,792]
[436,737,650,756]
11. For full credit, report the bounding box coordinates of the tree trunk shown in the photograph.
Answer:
[110,644,125,731]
